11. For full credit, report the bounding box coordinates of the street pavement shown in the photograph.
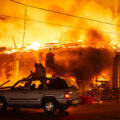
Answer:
[0,102,120,120]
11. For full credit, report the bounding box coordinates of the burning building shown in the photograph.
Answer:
[0,43,115,94]
[0,0,120,97]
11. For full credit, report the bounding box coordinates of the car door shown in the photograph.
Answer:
[25,80,43,107]
[7,80,31,107]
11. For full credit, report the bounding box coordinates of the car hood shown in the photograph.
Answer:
[0,86,12,92]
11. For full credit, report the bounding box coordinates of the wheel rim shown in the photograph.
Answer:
[0,101,4,109]
[45,102,54,111]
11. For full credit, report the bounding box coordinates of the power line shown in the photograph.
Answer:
[0,14,119,36]
[10,0,120,27]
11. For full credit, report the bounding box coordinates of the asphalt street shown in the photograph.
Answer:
[0,102,120,120]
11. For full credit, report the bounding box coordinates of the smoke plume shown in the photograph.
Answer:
[47,28,115,84]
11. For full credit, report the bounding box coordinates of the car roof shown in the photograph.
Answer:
[16,76,63,83]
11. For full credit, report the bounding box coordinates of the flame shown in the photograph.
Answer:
[26,41,41,51]
[92,71,111,86]
[0,0,120,89]
[0,0,119,50]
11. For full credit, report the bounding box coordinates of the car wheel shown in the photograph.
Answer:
[0,97,7,112]
[43,99,56,114]
[58,104,68,112]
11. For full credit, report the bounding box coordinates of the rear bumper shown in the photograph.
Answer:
[67,98,80,106]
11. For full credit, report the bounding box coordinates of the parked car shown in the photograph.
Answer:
[0,76,80,113]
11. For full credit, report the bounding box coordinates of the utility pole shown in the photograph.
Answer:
[10,0,27,49]
[22,6,27,49]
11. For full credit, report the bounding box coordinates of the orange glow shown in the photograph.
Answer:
[0,0,119,51]
[92,70,111,86]
[26,41,41,51]
[0,0,119,88]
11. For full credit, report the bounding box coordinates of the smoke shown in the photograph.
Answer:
[47,47,114,84]
[85,28,111,47]
[0,17,8,21]
[47,29,115,85]
[0,47,7,52]
[59,29,81,43]
[0,0,119,85]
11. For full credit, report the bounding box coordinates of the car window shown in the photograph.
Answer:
[14,81,29,90]
[30,80,42,89]
[46,78,69,89]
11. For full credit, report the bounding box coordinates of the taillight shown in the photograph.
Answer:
[64,93,70,99]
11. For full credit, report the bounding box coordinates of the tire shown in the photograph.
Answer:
[0,97,7,112]
[58,104,68,112]
[43,98,57,114]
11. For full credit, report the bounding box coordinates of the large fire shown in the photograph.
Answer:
[0,0,119,48]
[0,0,120,95]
